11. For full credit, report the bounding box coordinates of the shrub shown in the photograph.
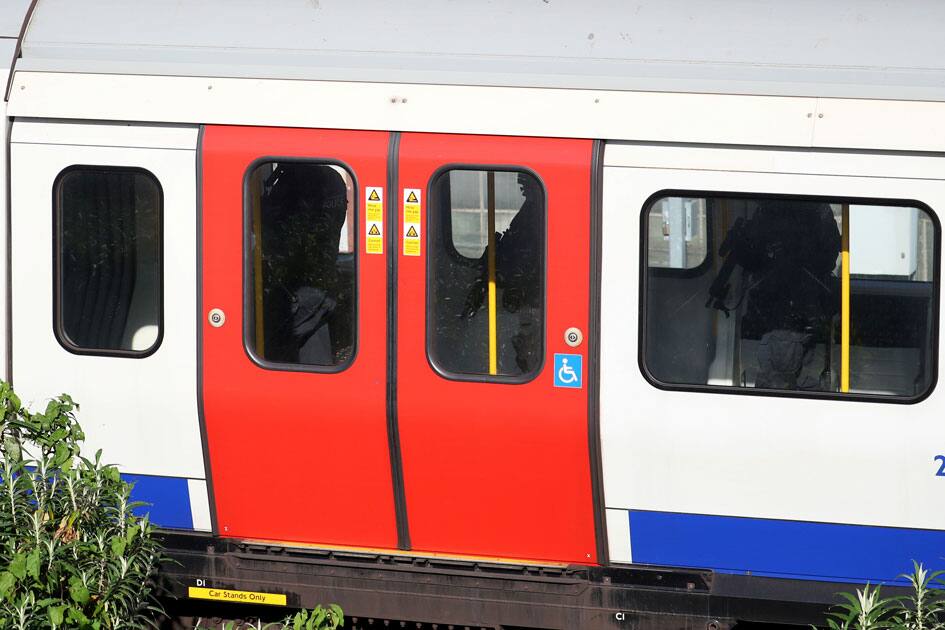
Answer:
[0,382,165,629]
[194,605,344,630]
[822,562,945,630]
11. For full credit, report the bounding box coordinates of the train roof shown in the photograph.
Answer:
[14,0,945,102]
[0,0,31,71]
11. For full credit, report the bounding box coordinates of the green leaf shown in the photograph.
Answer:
[8,553,26,580]
[52,442,70,467]
[45,400,60,418]
[66,606,89,625]
[68,577,90,605]
[25,549,40,581]
[0,571,16,599]
[3,437,21,463]
[104,466,120,483]
[328,604,344,628]
[48,605,65,627]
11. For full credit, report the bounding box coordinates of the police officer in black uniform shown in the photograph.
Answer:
[710,199,841,390]
[462,173,543,374]
[260,163,348,365]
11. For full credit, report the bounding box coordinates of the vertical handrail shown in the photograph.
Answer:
[841,203,850,393]
[487,172,498,375]
[251,167,265,355]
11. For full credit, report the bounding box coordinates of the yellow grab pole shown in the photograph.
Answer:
[487,172,498,375]
[841,204,850,393]
[251,168,265,355]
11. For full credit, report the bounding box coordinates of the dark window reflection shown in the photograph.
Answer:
[645,196,936,398]
[57,167,162,354]
[429,170,544,378]
[247,162,355,368]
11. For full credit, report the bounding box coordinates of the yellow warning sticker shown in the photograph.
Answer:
[403,188,421,256]
[365,186,384,255]
[188,587,287,607]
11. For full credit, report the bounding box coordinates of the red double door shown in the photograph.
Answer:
[201,127,596,564]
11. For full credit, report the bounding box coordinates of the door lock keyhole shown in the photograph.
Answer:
[208,308,226,328]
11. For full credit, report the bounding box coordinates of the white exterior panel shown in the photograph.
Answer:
[12,119,198,149]
[9,72,818,148]
[10,122,203,478]
[187,479,212,532]
[10,72,945,153]
[605,509,632,564]
[600,151,945,531]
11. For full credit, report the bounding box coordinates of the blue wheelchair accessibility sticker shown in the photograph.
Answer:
[553,353,583,389]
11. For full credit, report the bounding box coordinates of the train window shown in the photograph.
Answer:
[642,194,938,401]
[55,167,162,357]
[428,169,545,380]
[646,197,709,269]
[245,161,356,369]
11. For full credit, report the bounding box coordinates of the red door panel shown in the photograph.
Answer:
[201,126,396,547]
[397,133,597,563]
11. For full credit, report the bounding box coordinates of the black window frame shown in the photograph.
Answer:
[53,164,165,359]
[638,189,941,405]
[241,156,359,374]
[425,164,548,384]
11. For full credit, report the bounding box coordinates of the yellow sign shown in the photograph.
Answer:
[366,186,384,255]
[403,188,421,256]
[188,587,287,607]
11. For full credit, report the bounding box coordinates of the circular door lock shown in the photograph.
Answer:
[564,327,583,347]
[208,308,226,328]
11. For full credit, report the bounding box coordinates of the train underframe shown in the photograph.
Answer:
[157,532,856,630]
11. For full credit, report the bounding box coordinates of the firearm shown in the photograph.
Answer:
[705,217,746,317]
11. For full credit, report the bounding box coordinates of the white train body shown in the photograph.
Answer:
[1,1,944,626]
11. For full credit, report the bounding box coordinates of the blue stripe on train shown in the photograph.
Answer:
[629,510,945,584]
[122,473,193,530]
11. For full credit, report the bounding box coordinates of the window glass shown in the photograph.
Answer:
[57,167,162,355]
[246,162,355,368]
[429,169,544,378]
[644,195,937,399]
[646,197,709,269]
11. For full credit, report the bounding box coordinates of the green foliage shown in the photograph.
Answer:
[0,381,165,628]
[194,604,344,630]
[820,563,945,630]
[284,605,343,630]
[823,584,900,630]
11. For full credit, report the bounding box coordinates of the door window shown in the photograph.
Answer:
[428,169,545,379]
[245,161,356,369]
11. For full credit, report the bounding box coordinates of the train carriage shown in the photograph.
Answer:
[1,1,944,628]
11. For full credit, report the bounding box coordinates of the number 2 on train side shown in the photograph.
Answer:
[934,455,945,476]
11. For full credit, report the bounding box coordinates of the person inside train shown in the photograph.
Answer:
[259,163,348,365]
[707,199,841,390]
[462,172,543,373]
